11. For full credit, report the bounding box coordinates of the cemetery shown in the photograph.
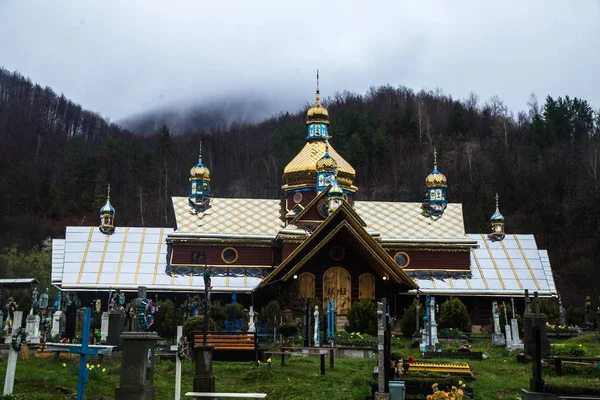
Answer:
[1,283,600,399]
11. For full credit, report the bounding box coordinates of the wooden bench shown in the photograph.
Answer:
[549,356,600,376]
[193,332,257,362]
[185,392,266,398]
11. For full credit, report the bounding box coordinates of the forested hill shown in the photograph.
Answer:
[1,66,599,306]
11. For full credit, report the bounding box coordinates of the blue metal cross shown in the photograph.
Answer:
[69,308,99,400]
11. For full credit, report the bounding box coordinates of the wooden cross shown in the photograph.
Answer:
[3,311,23,395]
[69,308,99,400]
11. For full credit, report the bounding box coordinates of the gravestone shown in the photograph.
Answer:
[375,300,389,399]
[247,306,255,333]
[115,332,159,400]
[558,295,566,327]
[25,313,41,344]
[70,308,100,400]
[313,306,320,347]
[65,303,77,339]
[52,311,66,337]
[3,311,23,395]
[420,295,430,352]
[510,297,523,351]
[107,313,125,347]
[428,296,438,351]
[100,312,109,343]
[503,302,513,348]
[0,310,4,332]
[492,301,505,347]
[523,291,550,358]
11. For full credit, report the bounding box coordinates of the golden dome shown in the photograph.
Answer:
[306,91,329,125]
[190,161,210,181]
[282,140,356,192]
[425,168,447,188]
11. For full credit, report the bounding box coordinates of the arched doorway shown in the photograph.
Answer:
[323,267,351,315]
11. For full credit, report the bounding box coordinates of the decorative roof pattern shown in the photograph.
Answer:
[172,197,282,236]
[51,226,263,292]
[406,234,557,296]
[354,202,466,240]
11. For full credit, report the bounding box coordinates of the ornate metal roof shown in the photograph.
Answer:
[406,234,557,296]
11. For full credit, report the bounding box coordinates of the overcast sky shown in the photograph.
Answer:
[1,0,599,122]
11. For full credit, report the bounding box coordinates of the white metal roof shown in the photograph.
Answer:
[406,234,557,297]
[0,278,39,284]
[52,226,264,292]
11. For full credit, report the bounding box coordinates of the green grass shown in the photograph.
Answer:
[391,333,600,400]
[1,334,599,399]
[0,354,374,400]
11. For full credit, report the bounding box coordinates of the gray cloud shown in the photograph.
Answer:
[1,0,599,122]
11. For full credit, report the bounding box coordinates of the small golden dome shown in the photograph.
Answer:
[306,91,329,125]
[426,168,447,188]
[282,140,356,192]
[190,161,210,181]
[316,146,337,172]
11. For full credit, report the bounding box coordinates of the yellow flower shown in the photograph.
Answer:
[102,368,106,372]
[267,358,272,363]
[90,365,94,370]
[458,380,463,385]
[86,363,90,369]
[62,363,67,368]
[504,360,507,362]
[257,360,261,364]
[97,364,100,368]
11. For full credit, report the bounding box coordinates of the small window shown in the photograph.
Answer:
[190,252,206,264]
[221,247,238,264]
[394,252,410,268]
[293,192,303,204]
[329,245,346,262]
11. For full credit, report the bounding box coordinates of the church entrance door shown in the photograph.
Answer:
[323,267,351,315]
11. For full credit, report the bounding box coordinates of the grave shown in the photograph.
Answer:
[492,301,505,347]
[509,296,524,351]
[504,302,513,348]
[420,295,438,352]
[100,312,109,343]
[3,311,23,395]
[375,299,390,400]
[115,286,159,400]
[25,313,41,344]
[51,310,65,337]
[523,291,550,358]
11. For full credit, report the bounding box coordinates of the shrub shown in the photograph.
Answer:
[279,324,298,338]
[550,342,588,357]
[182,316,217,344]
[565,333,597,344]
[209,301,226,329]
[224,302,244,321]
[261,300,282,326]
[346,299,377,336]
[438,297,471,333]
[334,331,377,350]
[400,299,425,337]
[154,299,183,340]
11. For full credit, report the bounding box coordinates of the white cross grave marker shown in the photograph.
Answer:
[3,311,24,395]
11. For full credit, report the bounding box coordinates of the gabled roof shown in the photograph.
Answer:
[405,234,557,297]
[259,201,417,289]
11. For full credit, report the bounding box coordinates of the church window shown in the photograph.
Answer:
[394,252,410,268]
[298,272,315,299]
[359,273,375,300]
[293,192,303,203]
[329,245,346,261]
[221,247,238,264]
[190,252,205,264]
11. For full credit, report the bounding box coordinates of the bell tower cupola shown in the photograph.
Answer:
[189,142,211,212]
[99,184,115,235]
[489,193,505,241]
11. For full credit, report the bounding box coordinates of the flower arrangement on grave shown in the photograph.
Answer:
[546,322,582,334]
[427,382,466,400]
[11,327,28,351]
[177,335,190,361]
[137,298,156,330]
[93,328,101,344]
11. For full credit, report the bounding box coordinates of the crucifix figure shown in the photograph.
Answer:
[69,308,99,400]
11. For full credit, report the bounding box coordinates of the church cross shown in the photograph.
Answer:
[69,308,99,400]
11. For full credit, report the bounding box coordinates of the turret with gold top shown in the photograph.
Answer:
[489,193,505,241]
[99,185,115,235]
[316,141,337,192]
[421,149,448,219]
[189,142,211,211]
[327,175,345,215]
[282,71,357,194]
